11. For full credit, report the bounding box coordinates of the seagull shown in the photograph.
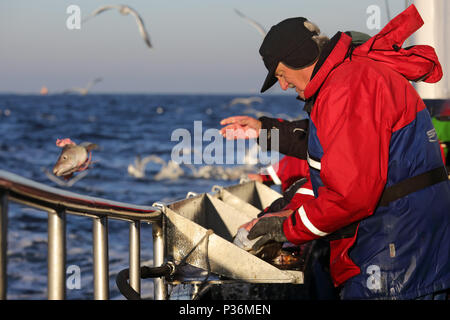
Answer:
[229,96,263,107]
[83,5,152,49]
[234,9,267,37]
[128,155,165,179]
[153,160,184,181]
[128,155,185,180]
[242,107,272,118]
[63,78,102,95]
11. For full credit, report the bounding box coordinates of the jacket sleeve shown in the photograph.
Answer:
[283,81,392,244]
[283,179,315,211]
[260,155,312,192]
[278,156,311,190]
[257,117,309,159]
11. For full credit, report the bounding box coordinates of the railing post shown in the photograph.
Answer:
[47,208,66,300]
[0,191,8,300]
[93,216,109,300]
[152,218,166,300]
[129,220,140,295]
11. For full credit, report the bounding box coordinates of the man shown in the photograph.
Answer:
[221,5,450,299]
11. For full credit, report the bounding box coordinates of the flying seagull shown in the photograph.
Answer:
[234,9,267,37]
[128,155,184,180]
[63,78,102,95]
[128,155,165,179]
[83,5,152,48]
[229,96,263,107]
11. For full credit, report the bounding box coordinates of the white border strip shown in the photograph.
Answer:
[298,206,328,236]
[307,152,321,171]
[266,165,282,185]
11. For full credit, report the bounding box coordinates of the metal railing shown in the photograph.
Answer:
[0,170,163,300]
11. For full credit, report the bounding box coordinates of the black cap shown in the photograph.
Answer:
[259,17,320,93]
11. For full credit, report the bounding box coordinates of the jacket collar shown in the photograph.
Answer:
[304,32,352,100]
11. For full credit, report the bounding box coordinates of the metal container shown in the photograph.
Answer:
[163,182,303,288]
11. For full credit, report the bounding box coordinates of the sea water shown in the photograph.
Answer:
[0,93,306,299]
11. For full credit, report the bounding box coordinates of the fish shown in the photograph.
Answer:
[52,138,98,179]
[270,249,303,270]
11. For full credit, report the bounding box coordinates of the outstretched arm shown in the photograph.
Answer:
[220,115,262,139]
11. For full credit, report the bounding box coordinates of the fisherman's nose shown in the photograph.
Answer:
[278,79,289,91]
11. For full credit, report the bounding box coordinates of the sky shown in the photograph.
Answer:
[0,0,410,94]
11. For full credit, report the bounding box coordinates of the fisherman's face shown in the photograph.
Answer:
[275,61,316,100]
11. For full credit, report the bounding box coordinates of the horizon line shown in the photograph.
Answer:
[0,91,297,96]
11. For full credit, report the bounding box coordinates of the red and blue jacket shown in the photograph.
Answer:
[282,5,450,299]
[259,155,315,211]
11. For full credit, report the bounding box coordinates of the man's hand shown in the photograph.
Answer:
[247,173,263,183]
[247,216,288,252]
[220,116,262,140]
[234,210,292,252]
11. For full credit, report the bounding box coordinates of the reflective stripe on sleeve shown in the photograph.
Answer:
[266,165,282,185]
[298,206,329,236]
[296,188,315,196]
[307,152,321,171]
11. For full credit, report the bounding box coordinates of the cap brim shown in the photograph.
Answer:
[260,64,278,93]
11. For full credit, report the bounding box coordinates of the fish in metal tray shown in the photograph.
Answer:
[253,242,308,271]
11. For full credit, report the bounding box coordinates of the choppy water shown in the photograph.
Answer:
[0,93,306,299]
